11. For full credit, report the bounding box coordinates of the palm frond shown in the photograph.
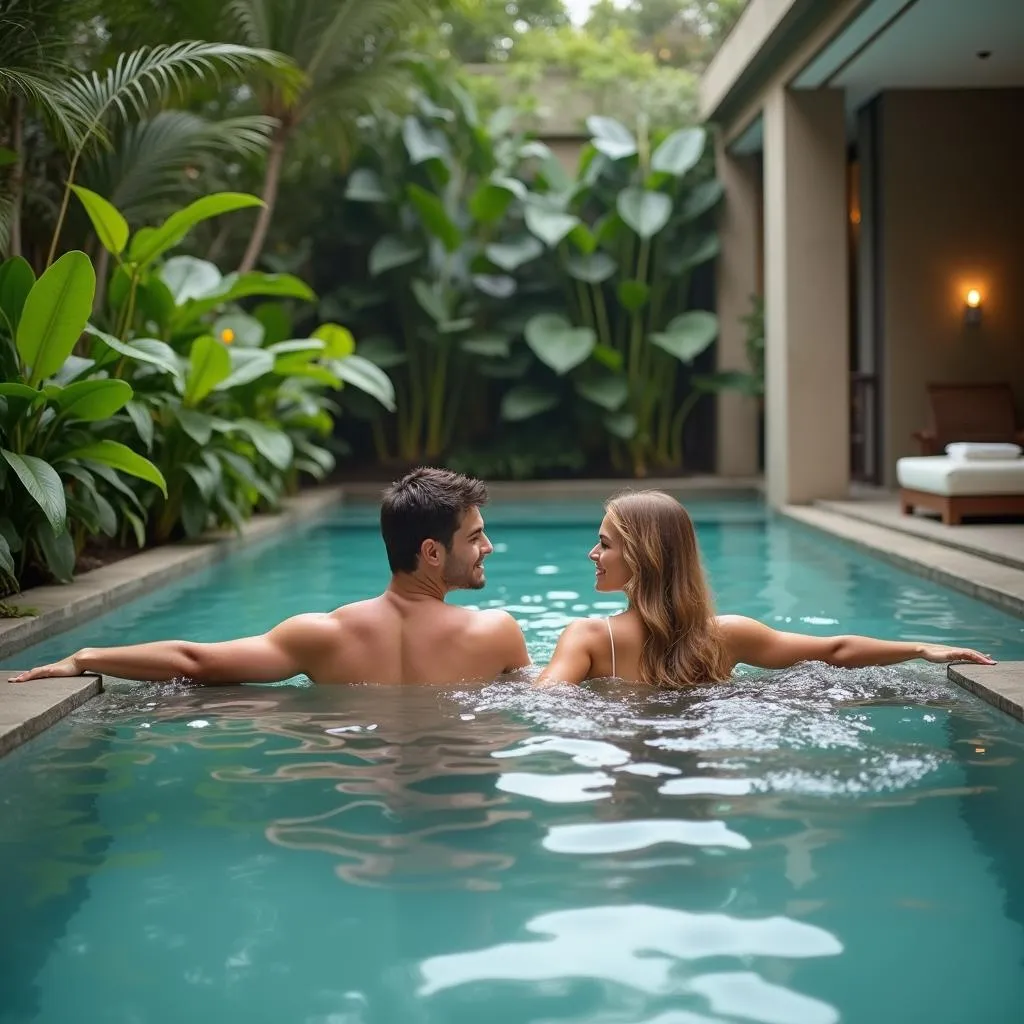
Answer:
[80,110,275,225]
[0,66,89,147]
[58,41,299,150]
[306,0,429,84]
[226,0,274,49]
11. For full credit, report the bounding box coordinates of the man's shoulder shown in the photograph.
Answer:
[463,606,520,636]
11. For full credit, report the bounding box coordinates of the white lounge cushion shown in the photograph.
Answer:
[945,442,1022,461]
[897,456,1024,496]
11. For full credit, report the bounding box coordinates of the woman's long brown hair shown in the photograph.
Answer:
[605,490,732,689]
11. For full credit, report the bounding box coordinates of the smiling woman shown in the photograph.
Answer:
[537,490,996,687]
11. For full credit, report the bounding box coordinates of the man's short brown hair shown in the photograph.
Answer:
[380,467,488,574]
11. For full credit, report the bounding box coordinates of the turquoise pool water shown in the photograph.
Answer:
[2,497,1024,1024]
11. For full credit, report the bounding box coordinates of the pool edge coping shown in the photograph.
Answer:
[779,505,1024,619]
[0,484,345,664]
[0,673,103,759]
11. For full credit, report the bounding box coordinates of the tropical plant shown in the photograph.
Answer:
[510,114,722,475]
[69,185,394,541]
[0,250,166,589]
[336,68,539,462]
[224,0,436,273]
[0,0,294,263]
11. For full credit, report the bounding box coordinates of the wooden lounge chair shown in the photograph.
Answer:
[913,382,1024,456]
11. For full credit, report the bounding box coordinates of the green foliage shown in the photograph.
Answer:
[0,185,393,594]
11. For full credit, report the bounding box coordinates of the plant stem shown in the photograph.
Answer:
[47,147,84,268]
[239,124,289,274]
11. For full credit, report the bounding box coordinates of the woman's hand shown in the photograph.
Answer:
[9,653,85,682]
[919,645,995,665]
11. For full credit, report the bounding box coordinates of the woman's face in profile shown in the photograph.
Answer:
[590,516,629,593]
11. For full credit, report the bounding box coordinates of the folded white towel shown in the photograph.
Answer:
[945,442,1022,461]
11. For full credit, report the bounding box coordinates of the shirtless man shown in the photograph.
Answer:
[9,468,531,686]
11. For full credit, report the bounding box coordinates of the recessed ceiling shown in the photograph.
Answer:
[795,0,1024,94]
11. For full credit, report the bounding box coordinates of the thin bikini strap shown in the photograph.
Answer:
[606,617,616,679]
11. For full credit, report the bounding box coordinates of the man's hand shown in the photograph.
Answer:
[9,654,85,682]
[919,645,995,665]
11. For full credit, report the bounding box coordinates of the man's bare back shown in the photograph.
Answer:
[9,470,532,688]
[275,592,528,684]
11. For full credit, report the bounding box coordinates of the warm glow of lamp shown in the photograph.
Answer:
[964,288,982,326]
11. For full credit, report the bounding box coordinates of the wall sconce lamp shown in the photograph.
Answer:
[964,289,982,326]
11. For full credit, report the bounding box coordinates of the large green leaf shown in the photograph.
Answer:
[469,181,517,224]
[617,188,673,240]
[566,252,617,285]
[71,185,129,257]
[333,355,396,412]
[407,184,461,253]
[402,117,449,165]
[486,236,543,272]
[63,440,167,496]
[234,419,293,471]
[214,312,264,347]
[345,168,387,202]
[411,279,449,324]
[586,116,637,160]
[312,323,355,359]
[604,411,638,439]
[524,314,596,375]
[175,407,215,446]
[669,232,721,273]
[161,255,222,304]
[46,379,133,421]
[501,385,560,422]
[576,375,628,411]
[524,206,580,248]
[184,335,231,406]
[0,256,35,337]
[174,271,315,327]
[649,312,719,363]
[1,449,66,533]
[617,280,650,313]
[215,348,275,390]
[86,328,183,379]
[129,192,264,266]
[651,128,706,177]
[368,235,422,277]
[681,180,724,222]
[17,251,95,387]
[267,339,325,359]
[37,526,76,582]
[125,400,154,451]
[0,383,40,402]
[0,532,13,579]
[472,275,516,298]
[461,334,511,358]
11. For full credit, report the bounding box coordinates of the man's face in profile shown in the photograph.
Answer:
[442,507,493,590]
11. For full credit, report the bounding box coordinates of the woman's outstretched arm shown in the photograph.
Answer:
[718,615,996,670]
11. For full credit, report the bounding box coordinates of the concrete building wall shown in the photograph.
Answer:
[878,88,1024,484]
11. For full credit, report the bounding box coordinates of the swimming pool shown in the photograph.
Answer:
[2,496,1024,1023]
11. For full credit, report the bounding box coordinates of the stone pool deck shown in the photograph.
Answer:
[0,671,101,757]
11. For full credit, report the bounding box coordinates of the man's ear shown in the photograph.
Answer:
[419,538,443,568]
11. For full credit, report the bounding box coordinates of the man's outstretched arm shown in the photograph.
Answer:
[9,614,333,685]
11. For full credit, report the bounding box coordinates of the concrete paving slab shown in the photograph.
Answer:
[0,671,102,758]
[948,662,1024,722]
